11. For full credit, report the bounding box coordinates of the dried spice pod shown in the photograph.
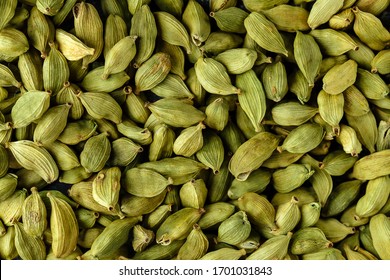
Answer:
[229,132,281,181]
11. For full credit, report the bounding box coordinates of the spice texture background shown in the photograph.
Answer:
[0,0,390,260]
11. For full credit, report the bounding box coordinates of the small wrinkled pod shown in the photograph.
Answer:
[22,187,47,238]
[336,124,363,156]
[148,124,174,162]
[272,164,314,193]
[352,6,390,51]
[273,196,301,235]
[133,240,185,260]
[201,247,246,260]
[0,189,27,226]
[92,167,122,213]
[290,227,333,255]
[47,192,79,258]
[229,132,281,181]
[315,218,356,243]
[137,156,207,185]
[156,207,205,245]
[322,59,358,95]
[13,221,46,260]
[236,69,267,132]
[182,0,210,46]
[246,232,292,260]
[85,216,141,260]
[204,97,229,131]
[80,133,111,173]
[198,202,235,230]
[195,57,240,95]
[0,173,18,201]
[179,179,208,209]
[173,122,205,157]
[322,180,362,217]
[177,224,209,260]
[370,213,390,260]
[244,12,288,56]
[237,192,278,237]
[75,208,99,229]
[217,211,251,246]
[153,11,191,53]
[117,120,153,145]
[280,123,325,154]
[196,130,224,175]
[228,168,271,200]
[124,167,172,198]
[356,175,390,218]
[300,202,321,228]
[132,225,155,253]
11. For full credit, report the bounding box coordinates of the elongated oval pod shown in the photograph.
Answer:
[18,50,44,91]
[352,6,390,51]
[33,104,71,146]
[22,187,47,238]
[294,31,322,87]
[290,227,332,255]
[309,29,358,56]
[13,220,46,260]
[134,52,171,94]
[356,175,390,218]
[177,224,208,260]
[246,232,292,260]
[0,189,27,226]
[55,29,95,61]
[228,168,271,200]
[196,130,224,174]
[130,4,157,68]
[77,91,122,124]
[322,180,362,217]
[229,132,281,181]
[73,2,103,69]
[137,156,207,185]
[124,167,172,198]
[6,140,59,184]
[201,247,246,260]
[261,60,288,102]
[217,211,251,245]
[272,164,314,193]
[92,167,121,212]
[315,218,356,243]
[370,213,390,260]
[237,192,277,236]
[210,7,248,34]
[263,5,310,32]
[236,69,266,132]
[47,192,78,258]
[195,57,240,95]
[244,12,288,56]
[102,35,137,79]
[281,123,325,154]
[11,90,51,129]
[0,173,18,201]
[43,42,70,95]
[153,11,191,53]
[0,0,17,30]
[86,216,141,260]
[133,240,184,260]
[147,98,206,128]
[156,207,205,245]
[0,28,29,59]
[182,0,210,46]
[80,133,111,173]
[307,0,343,29]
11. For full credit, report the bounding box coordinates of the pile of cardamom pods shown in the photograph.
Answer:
[0,0,390,260]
